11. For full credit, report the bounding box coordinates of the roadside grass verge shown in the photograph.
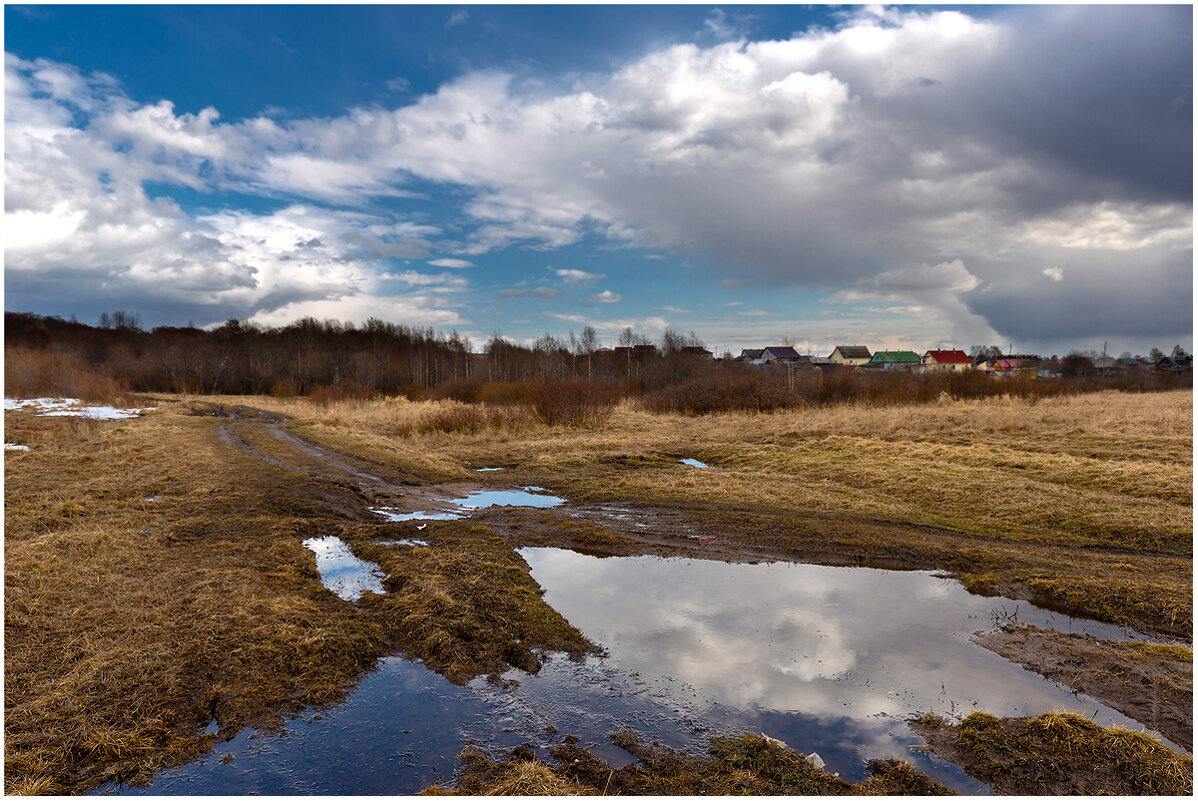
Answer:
[221,389,1192,634]
[914,711,1192,795]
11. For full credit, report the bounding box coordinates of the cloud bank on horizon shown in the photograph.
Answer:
[4,5,1192,355]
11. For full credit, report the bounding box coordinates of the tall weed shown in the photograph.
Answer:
[529,380,619,426]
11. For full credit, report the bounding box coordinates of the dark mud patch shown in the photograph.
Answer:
[437,732,957,795]
[913,711,1192,796]
[973,626,1192,749]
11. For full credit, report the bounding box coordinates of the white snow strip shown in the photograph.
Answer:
[5,397,153,419]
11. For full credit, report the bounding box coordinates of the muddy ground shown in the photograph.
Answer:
[913,711,1191,795]
[973,625,1192,748]
[6,398,1193,794]
[432,732,958,795]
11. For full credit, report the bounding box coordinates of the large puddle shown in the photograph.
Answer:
[108,550,1169,795]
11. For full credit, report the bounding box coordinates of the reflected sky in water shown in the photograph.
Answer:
[449,489,565,509]
[519,549,1161,780]
[302,536,385,601]
[106,549,1164,795]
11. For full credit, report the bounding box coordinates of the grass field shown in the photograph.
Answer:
[235,388,1193,634]
[4,388,1191,793]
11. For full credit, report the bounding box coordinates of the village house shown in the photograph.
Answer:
[736,348,765,364]
[761,346,803,364]
[920,349,973,373]
[862,350,921,371]
[828,345,871,366]
[986,358,1038,379]
[1155,354,1193,374]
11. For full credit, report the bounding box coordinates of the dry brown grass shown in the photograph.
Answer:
[216,389,1192,633]
[3,405,384,793]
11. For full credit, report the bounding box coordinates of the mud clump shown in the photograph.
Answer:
[352,520,599,684]
[973,625,1192,748]
[913,711,1193,796]
[432,733,957,795]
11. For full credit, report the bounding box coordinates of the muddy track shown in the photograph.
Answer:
[204,400,1188,573]
[200,401,1189,639]
[204,403,483,519]
[201,401,963,569]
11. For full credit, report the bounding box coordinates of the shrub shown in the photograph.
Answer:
[270,378,299,397]
[424,378,484,403]
[642,371,800,414]
[528,380,618,426]
[4,346,128,404]
[477,380,536,405]
[396,402,532,435]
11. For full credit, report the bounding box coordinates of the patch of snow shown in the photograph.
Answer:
[5,397,153,420]
[5,397,80,409]
[475,467,504,471]
[5,443,31,451]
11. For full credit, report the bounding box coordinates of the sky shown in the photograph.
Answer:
[4,4,1192,357]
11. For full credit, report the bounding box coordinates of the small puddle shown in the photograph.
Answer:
[378,539,429,547]
[680,458,708,468]
[302,536,386,602]
[475,467,504,472]
[449,489,565,510]
[370,488,566,523]
[370,508,463,522]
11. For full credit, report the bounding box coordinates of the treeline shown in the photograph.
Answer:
[6,313,473,397]
[4,311,1191,411]
[3,312,716,398]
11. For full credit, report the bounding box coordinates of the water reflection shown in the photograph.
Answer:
[106,550,1166,796]
[448,489,565,510]
[302,536,385,602]
[518,549,1164,782]
[111,658,512,795]
[370,507,463,522]
[680,458,709,468]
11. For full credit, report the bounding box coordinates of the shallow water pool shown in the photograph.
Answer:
[107,549,1166,795]
[449,488,566,510]
[302,536,385,602]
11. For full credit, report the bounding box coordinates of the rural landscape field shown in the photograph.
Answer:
[5,3,1193,796]
[4,364,1192,795]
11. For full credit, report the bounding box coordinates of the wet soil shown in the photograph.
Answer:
[193,400,1192,792]
[440,733,958,796]
[973,626,1192,749]
[913,712,1192,795]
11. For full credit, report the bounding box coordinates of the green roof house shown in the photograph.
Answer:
[863,350,921,371]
